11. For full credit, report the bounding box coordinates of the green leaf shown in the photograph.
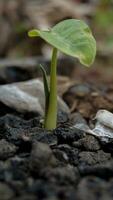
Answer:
[28,19,96,66]
[39,64,50,113]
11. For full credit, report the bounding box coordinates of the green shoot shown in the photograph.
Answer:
[28,19,96,130]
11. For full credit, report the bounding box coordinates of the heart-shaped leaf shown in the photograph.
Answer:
[28,19,96,66]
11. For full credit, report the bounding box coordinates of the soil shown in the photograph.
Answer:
[0,66,113,200]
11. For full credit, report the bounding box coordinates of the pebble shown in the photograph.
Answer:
[73,135,100,151]
[0,139,17,160]
[29,142,57,173]
[79,150,111,165]
[68,84,91,97]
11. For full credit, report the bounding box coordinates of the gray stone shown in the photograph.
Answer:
[69,84,91,97]
[29,142,57,173]
[78,135,100,151]
[79,150,111,165]
[0,79,69,115]
[0,139,17,160]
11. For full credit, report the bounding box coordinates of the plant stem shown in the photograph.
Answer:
[44,47,58,130]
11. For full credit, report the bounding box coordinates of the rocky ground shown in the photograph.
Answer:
[0,62,113,200]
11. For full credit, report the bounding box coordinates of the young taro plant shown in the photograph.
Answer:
[28,19,96,130]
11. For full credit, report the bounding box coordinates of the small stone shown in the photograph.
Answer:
[29,142,57,173]
[72,110,113,142]
[95,110,113,130]
[79,150,111,165]
[0,139,17,160]
[69,84,91,97]
[78,135,100,151]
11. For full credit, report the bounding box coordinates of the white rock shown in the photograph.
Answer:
[73,109,113,142]
[0,79,70,115]
[0,85,43,114]
[88,122,113,139]
[94,110,113,129]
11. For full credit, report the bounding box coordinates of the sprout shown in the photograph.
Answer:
[28,19,96,130]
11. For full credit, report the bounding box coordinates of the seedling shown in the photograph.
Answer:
[28,19,96,130]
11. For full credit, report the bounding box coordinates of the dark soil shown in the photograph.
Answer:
[0,104,113,200]
[0,66,113,200]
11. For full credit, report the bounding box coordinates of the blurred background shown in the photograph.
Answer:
[0,0,113,84]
